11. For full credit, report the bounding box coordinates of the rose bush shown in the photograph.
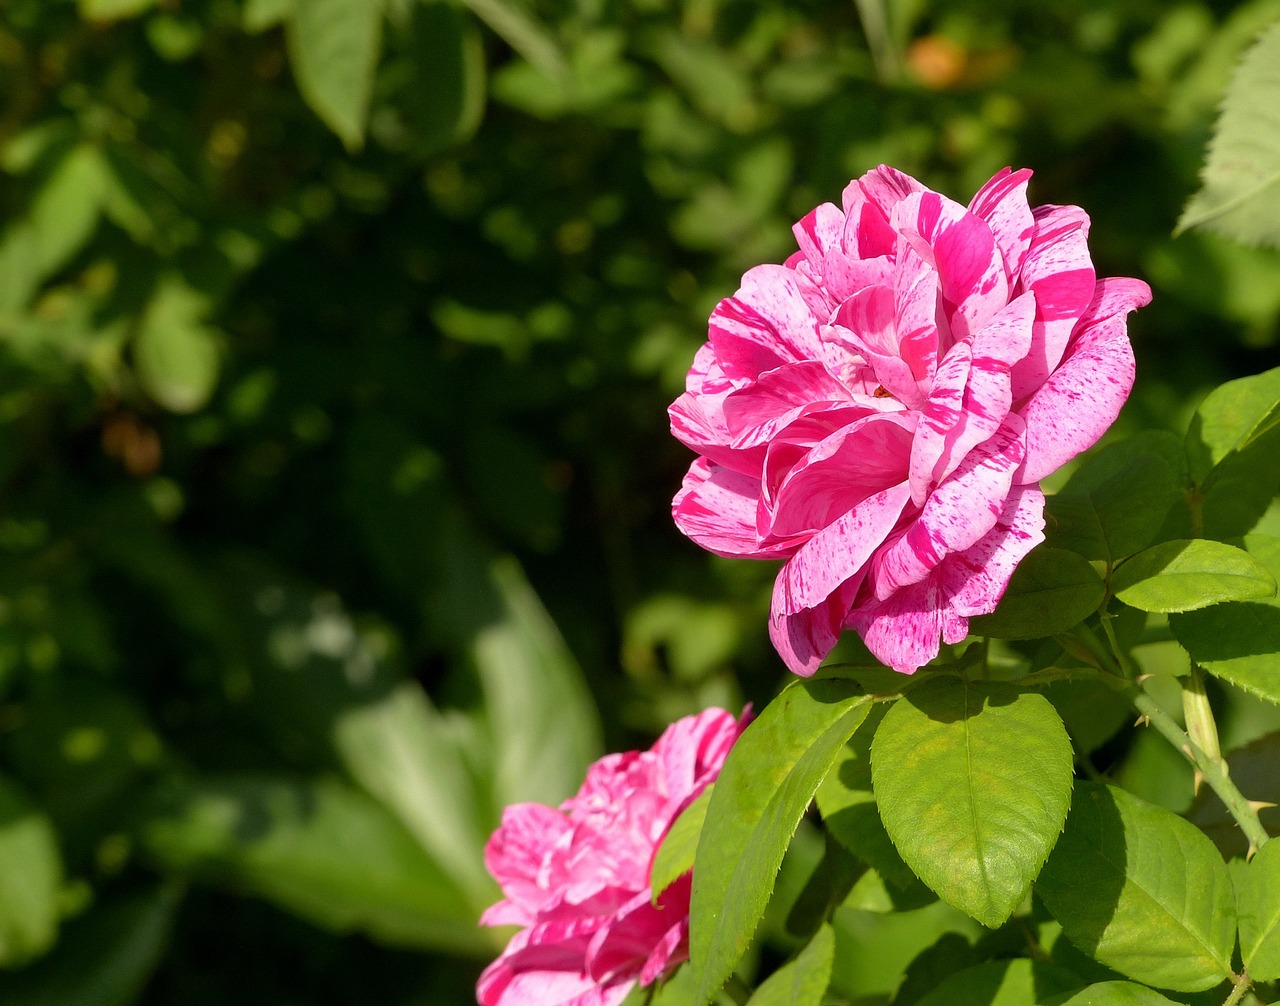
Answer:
[670,165,1152,674]
[477,708,749,1006]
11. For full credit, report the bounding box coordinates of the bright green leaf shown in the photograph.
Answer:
[912,958,1082,1006]
[140,774,487,954]
[0,885,180,1006]
[244,0,294,32]
[133,275,220,414]
[78,0,157,20]
[746,923,834,1006]
[287,0,384,149]
[1235,836,1280,980]
[1049,982,1187,1006]
[1171,534,1280,704]
[651,785,713,902]
[1046,432,1184,562]
[1112,538,1276,612]
[29,145,109,280]
[1177,22,1280,247]
[969,547,1106,639]
[690,678,873,1004]
[1036,782,1236,991]
[815,704,914,890]
[870,677,1074,928]
[1185,367,1280,540]
[0,777,62,967]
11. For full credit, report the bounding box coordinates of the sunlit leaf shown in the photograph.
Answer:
[1171,534,1280,704]
[0,777,62,967]
[651,785,713,902]
[1235,837,1280,980]
[690,678,873,1004]
[133,275,220,414]
[1036,782,1236,991]
[1112,538,1276,612]
[287,0,384,149]
[871,677,1074,928]
[1177,22,1280,247]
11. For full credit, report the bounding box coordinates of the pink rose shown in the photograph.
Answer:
[670,165,1151,675]
[477,707,749,1006]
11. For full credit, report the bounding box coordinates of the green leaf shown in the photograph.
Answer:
[870,677,1074,927]
[133,275,220,414]
[1177,22,1280,247]
[28,145,109,280]
[1045,432,1184,562]
[969,547,1106,640]
[746,923,834,1006]
[815,704,915,890]
[1035,782,1236,991]
[0,776,62,967]
[1049,982,1187,1006]
[690,678,873,1004]
[1171,534,1280,704]
[460,0,565,79]
[334,682,494,907]
[139,774,487,954]
[1235,836,1280,980]
[1185,367,1280,540]
[1112,538,1276,612]
[435,530,603,811]
[78,0,157,20]
[651,785,713,902]
[394,2,487,155]
[0,885,180,1006]
[244,0,294,32]
[287,0,384,149]
[912,958,1082,1006]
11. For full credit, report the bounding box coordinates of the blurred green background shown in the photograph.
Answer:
[0,0,1278,1002]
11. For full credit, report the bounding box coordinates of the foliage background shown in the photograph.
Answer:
[0,0,1278,1002]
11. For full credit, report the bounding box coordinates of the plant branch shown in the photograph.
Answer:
[1222,970,1251,1006]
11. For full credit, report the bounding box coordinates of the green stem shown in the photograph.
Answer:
[852,0,901,83]
[1182,664,1223,765]
[1085,620,1272,854]
[1222,971,1251,1006]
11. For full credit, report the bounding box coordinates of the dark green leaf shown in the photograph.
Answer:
[970,548,1106,640]
[0,885,180,1006]
[1112,538,1276,612]
[651,785,713,901]
[139,774,488,954]
[1171,534,1280,704]
[1045,431,1184,562]
[287,0,384,149]
[1036,782,1236,991]
[0,776,63,967]
[746,924,834,1006]
[690,678,873,1004]
[912,958,1082,1006]
[871,677,1074,927]
[815,704,914,890]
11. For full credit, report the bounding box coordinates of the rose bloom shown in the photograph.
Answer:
[477,707,748,1006]
[671,165,1151,674]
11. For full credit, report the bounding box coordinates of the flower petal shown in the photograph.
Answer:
[1010,204,1095,402]
[722,361,855,447]
[673,459,792,559]
[773,480,913,615]
[968,167,1036,285]
[846,576,946,674]
[873,417,1025,599]
[937,485,1046,616]
[769,572,865,677]
[1015,312,1136,484]
[710,265,826,381]
[908,342,972,505]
